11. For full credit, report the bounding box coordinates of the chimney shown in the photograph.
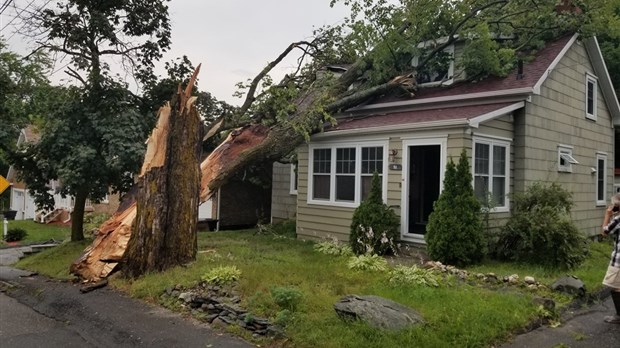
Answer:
[516,60,524,80]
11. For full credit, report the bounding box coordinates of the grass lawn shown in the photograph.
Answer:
[13,223,614,348]
[3,220,70,244]
[15,239,91,279]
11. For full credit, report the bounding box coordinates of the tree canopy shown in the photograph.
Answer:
[10,0,172,241]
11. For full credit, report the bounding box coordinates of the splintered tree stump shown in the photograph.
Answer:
[71,67,203,280]
[123,79,202,278]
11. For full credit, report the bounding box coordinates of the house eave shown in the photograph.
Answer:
[313,119,470,139]
[583,36,620,126]
[347,87,533,114]
[532,33,579,95]
[468,101,525,128]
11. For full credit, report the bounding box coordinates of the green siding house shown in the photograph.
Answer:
[273,34,620,244]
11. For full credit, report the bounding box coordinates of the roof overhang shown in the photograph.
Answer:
[468,101,525,128]
[583,36,620,126]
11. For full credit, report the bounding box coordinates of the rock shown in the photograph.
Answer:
[551,275,586,297]
[222,303,246,315]
[266,326,285,338]
[505,274,519,284]
[219,315,236,325]
[532,297,555,312]
[211,318,227,327]
[205,314,219,323]
[171,290,180,298]
[252,333,260,339]
[178,292,193,303]
[524,276,536,285]
[333,295,425,330]
[165,286,173,296]
[486,273,498,282]
[230,296,241,304]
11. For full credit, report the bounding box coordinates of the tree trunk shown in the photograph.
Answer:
[70,188,88,241]
[123,79,202,278]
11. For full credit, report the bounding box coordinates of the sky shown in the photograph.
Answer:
[0,0,350,105]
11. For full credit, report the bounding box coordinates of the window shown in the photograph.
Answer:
[597,153,607,205]
[412,43,454,86]
[586,73,598,120]
[290,163,298,195]
[558,145,578,173]
[309,143,386,206]
[473,138,509,210]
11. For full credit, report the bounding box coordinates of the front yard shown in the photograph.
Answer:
[15,223,613,348]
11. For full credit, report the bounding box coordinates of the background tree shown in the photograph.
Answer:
[0,39,51,213]
[11,0,171,241]
[426,150,486,266]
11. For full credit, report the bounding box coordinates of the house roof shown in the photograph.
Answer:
[351,34,576,113]
[325,102,523,135]
[21,126,41,144]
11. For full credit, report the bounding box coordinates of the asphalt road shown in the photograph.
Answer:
[0,267,252,348]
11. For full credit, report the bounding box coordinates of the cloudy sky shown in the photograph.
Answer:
[0,0,350,105]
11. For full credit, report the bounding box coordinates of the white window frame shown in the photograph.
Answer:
[472,136,510,213]
[307,141,388,208]
[412,43,455,87]
[585,73,598,121]
[289,163,298,195]
[558,145,578,173]
[596,153,607,206]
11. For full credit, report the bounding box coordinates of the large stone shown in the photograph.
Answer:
[334,295,425,330]
[551,275,586,297]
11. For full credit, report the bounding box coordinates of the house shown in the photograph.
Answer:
[289,34,619,244]
[271,162,297,223]
[6,127,120,222]
[201,163,272,230]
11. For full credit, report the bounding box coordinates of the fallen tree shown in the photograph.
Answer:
[72,0,618,280]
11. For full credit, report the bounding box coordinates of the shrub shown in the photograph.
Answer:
[201,265,241,284]
[5,228,27,242]
[388,265,442,287]
[347,254,389,272]
[493,182,588,269]
[349,172,399,255]
[270,286,303,311]
[314,239,354,256]
[83,213,111,234]
[426,149,486,266]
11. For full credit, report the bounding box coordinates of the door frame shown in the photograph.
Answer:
[400,137,447,243]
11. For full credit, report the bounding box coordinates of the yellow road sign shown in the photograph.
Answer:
[0,175,9,195]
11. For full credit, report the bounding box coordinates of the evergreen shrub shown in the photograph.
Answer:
[5,228,27,242]
[425,149,486,266]
[349,172,399,255]
[493,182,588,269]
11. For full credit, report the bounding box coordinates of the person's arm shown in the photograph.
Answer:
[603,206,617,236]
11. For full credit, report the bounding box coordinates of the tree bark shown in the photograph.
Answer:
[70,188,88,241]
[122,77,202,278]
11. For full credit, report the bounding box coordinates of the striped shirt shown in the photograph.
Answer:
[603,214,620,267]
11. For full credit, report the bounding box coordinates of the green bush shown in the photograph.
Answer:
[5,228,27,242]
[201,265,241,284]
[493,182,588,269]
[270,286,303,311]
[426,149,486,266]
[388,265,442,287]
[347,254,389,272]
[314,239,354,256]
[349,172,399,255]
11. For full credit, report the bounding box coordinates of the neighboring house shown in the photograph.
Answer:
[6,127,120,222]
[202,165,272,231]
[294,34,619,244]
[271,162,297,223]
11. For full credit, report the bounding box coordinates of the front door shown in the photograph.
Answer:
[401,138,445,242]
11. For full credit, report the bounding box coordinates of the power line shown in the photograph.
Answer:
[0,0,13,15]
[0,0,36,32]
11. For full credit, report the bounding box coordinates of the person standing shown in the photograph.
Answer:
[601,193,620,324]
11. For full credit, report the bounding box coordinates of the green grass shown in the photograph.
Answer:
[12,224,614,347]
[3,220,70,244]
[14,240,91,279]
